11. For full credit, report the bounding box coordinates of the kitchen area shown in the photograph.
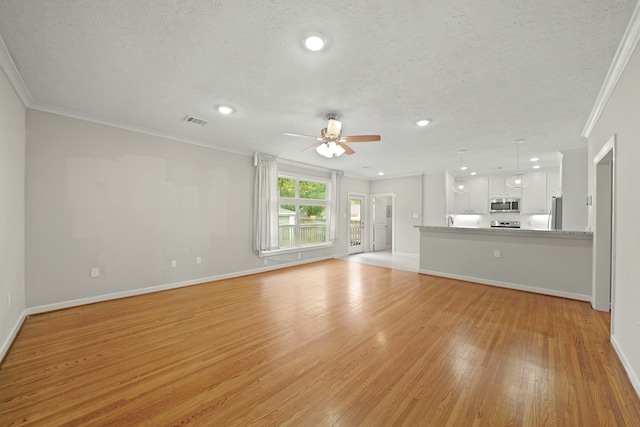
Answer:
[417,148,594,302]
[445,168,563,230]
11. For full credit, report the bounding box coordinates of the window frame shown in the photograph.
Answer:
[271,173,332,254]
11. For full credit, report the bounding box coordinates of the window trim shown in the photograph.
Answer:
[272,173,332,253]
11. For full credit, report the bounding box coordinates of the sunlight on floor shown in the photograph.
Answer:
[340,250,419,273]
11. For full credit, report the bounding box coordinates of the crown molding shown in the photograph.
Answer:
[0,34,33,107]
[582,1,640,138]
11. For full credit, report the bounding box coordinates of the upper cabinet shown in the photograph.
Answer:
[451,177,488,214]
[521,173,548,213]
[469,178,489,213]
[547,170,562,198]
[447,170,559,215]
[489,176,522,199]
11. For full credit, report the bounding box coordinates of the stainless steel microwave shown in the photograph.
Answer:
[490,198,520,213]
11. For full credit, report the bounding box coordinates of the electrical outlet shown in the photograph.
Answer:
[195,256,202,265]
[494,250,501,258]
[91,268,100,278]
[297,253,302,260]
[6,292,11,308]
[171,260,177,268]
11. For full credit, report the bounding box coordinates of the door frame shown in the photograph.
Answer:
[371,193,396,253]
[592,134,616,314]
[347,193,367,254]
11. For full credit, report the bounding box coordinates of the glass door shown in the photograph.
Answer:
[348,195,365,254]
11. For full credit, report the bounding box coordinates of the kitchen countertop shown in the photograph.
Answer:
[416,225,593,240]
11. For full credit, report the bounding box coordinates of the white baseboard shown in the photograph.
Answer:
[393,252,419,258]
[611,334,640,400]
[25,255,338,316]
[418,269,591,302]
[1,310,28,362]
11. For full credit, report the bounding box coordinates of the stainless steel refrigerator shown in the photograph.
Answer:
[549,196,562,230]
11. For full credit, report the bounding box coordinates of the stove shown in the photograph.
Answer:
[490,220,521,229]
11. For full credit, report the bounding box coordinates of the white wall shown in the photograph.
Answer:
[422,172,446,226]
[418,227,593,300]
[0,67,26,358]
[370,175,422,255]
[587,37,640,395]
[560,147,588,231]
[25,110,357,309]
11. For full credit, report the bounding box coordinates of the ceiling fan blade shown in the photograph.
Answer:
[343,135,381,143]
[302,142,323,152]
[337,141,355,155]
[284,132,322,141]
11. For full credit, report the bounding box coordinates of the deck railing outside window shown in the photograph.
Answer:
[279,224,326,247]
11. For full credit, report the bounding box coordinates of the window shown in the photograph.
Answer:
[278,175,330,248]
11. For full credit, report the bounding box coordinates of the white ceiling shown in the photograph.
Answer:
[0,1,636,179]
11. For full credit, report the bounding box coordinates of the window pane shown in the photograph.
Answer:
[278,178,295,198]
[299,205,326,244]
[278,205,296,247]
[299,181,327,200]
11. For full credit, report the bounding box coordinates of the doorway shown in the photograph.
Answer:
[348,194,365,254]
[372,194,394,252]
[593,135,615,313]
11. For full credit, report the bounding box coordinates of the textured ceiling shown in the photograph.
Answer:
[0,0,636,179]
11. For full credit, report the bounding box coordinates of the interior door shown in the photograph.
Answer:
[373,197,387,251]
[348,195,365,254]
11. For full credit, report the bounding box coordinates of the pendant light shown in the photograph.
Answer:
[506,139,529,189]
[452,150,470,194]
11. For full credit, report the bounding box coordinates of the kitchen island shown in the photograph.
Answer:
[416,226,593,301]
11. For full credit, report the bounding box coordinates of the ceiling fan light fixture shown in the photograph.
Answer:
[316,141,345,158]
[304,34,325,51]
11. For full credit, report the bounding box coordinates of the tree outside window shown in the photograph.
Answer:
[278,176,329,248]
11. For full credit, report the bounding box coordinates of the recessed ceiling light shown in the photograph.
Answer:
[217,105,234,115]
[532,165,541,169]
[416,119,431,127]
[530,157,539,162]
[470,172,477,176]
[460,166,468,171]
[304,35,325,51]
[378,172,384,176]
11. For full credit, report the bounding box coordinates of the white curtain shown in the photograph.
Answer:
[254,153,279,252]
[329,170,343,241]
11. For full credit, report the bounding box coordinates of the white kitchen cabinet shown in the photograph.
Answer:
[468,178,489,213]
[489,176,522,198]
[452,178,488,213]
[521,173,548,213]
[547,170,561,197]
[453,190,470,213]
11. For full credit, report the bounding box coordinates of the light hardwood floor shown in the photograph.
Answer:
[1,259,639,426]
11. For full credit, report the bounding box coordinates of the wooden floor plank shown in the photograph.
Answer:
[1,259,639,425]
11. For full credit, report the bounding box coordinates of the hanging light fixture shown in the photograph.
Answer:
[316,141,346,158]
[506,139,529,189]
[452,150,470,194]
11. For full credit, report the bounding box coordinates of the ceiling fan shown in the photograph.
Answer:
[284,114,381,157]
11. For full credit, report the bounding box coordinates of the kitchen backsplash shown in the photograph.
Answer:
[450,213,552,230]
